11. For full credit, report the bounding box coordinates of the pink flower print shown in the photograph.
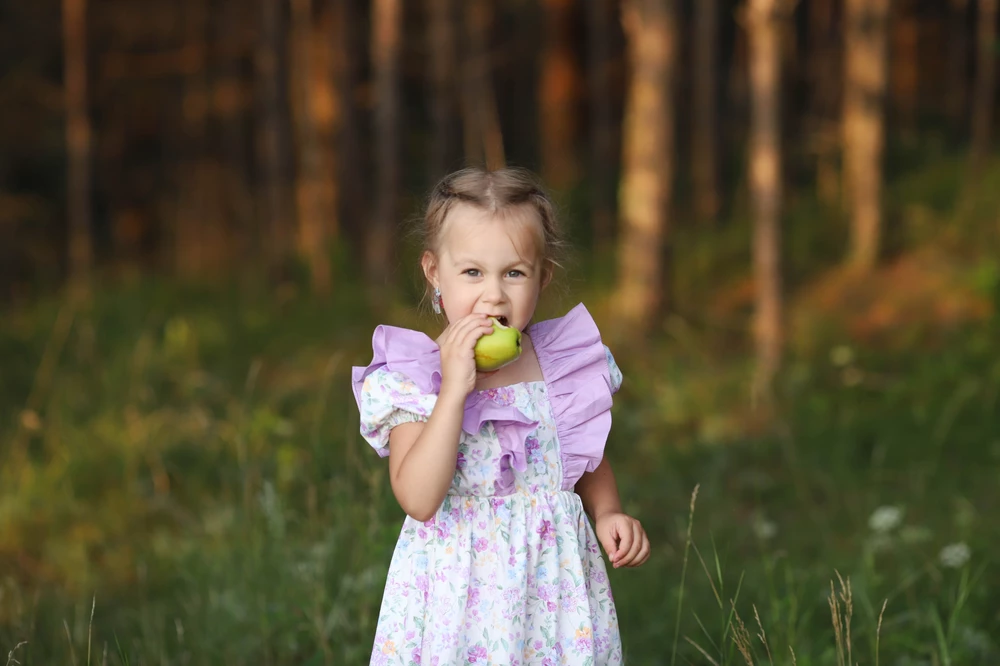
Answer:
[468,645,488,663]
[466,587,481,609]
[533,640,543,650]
[593,570,607,584]
[456,451,467,470]
[474,537,489,552]
[417,528,427,539]
[483,386,516,406]
[536,519,556,546]
[542,659,555,666]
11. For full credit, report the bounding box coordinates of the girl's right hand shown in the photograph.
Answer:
[436,313,494,398]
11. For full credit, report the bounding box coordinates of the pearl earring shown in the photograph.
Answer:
[432,287,442,314]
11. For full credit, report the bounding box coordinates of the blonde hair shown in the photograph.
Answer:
[418,167,567,296]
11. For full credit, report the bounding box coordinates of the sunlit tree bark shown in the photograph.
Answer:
[890,0,919,139]
[369,0,402,286]
[807,0,841,204]
[63,0,92,298]
[843,0,889,272]
[971,0,998,167]
[427,0,459,182]
[747,0,784,401]
[615,0,676,334]
[255,0,294,272]
[692,0,720,223]
[461,0,505,170]
[540,0,582,191]
[291,0,334,294]
[586,0,616,254]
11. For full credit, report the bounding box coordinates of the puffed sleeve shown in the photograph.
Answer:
[604,344,623,395]
[355,367,437,457]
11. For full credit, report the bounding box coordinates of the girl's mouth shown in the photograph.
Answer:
[496,316,509,326]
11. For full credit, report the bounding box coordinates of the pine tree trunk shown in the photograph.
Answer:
[369,0,402,286]
[948,0,970,127]
[843,0,889,272]
[615,0,676,335]
[291,0,334,294]
[63,0,92,299]
[890,1,919,140]
[428,0,459,183]
[747,0,783,401]
[336,0,366,254]
[586,0,615,255]
[540,0,582,191]
[692,0,720,223]
[807,0,841,204]
[971,0,998,167]
[462,0,505,170]
[255,0,295,273]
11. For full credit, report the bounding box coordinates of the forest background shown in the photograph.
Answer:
[1,0,999,663]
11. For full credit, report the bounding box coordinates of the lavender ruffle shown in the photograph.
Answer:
[528,303,615,490]
[351,303,617,491]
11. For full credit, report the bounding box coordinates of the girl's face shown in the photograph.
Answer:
[422,203,547,333]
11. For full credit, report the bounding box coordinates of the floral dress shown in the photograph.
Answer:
[352,304,624,665]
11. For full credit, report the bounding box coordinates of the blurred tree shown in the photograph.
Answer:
[254,0,295,274]
[427,0,460,183]
[971,0,997,168]
[63,0,92,298]
[843,0,889,272]
[890,0,919,140]
[540,0,582,191]
[369,0,402,288]
[291,0,337,295]
[586,0,617,254]
[948,0,971,128]
[336,0,367,253]
[806,0,841,205]
[462,0,505,170]
[615,0,676,335]
[692,0,720,223]
[747,0,784,402]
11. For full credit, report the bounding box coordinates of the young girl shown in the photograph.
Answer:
[352,167,650,665]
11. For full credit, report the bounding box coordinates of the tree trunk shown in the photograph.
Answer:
[427,0,459,183]
[336,0,366,255]
[971,0,998,167]
[255,0,295,274]
[692,0,720,223]
[615,0,676,335]
[843,0,889,272]
[539,0,582,191]
[462,0,505,170]
[586,0,615,255]
[807,0,841,204]
[290,0,334,294]
[889,0,919,140]
[369,0,402,287]
[747,0,784,402]
[63,0,92,299]
[948,0,971,127]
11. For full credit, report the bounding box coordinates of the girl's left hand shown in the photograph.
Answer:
[595,513,650,568]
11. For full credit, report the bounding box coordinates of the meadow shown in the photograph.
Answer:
[2,153,999,665]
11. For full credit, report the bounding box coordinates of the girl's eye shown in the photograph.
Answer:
[507,270,524,278]
[463,269,481,277]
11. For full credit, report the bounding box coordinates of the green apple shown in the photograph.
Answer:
[474,318,522,372]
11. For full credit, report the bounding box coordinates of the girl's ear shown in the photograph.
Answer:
[420,250,439,287]
[540,261,554,290]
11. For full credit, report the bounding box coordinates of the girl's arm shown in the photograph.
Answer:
[387,386,466,522]
[576,457,651,568]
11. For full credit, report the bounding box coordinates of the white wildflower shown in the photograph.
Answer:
[830,345,855,367]
[939,542,971,569]
[753,516,777,541]
[868,505,903,534]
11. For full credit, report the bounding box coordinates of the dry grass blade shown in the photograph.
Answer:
[753,604,773,666]
[693,541,723,608]
[789,645,797,665]
[876,598,888,666]
[671,484,700,666]
[828,571,855,666]
[684,636,721,666]
[63,619,78,666]
[730,602,755,666]
[5,642,28,666]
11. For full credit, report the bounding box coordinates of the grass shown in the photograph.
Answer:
[2,159,1000,664]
